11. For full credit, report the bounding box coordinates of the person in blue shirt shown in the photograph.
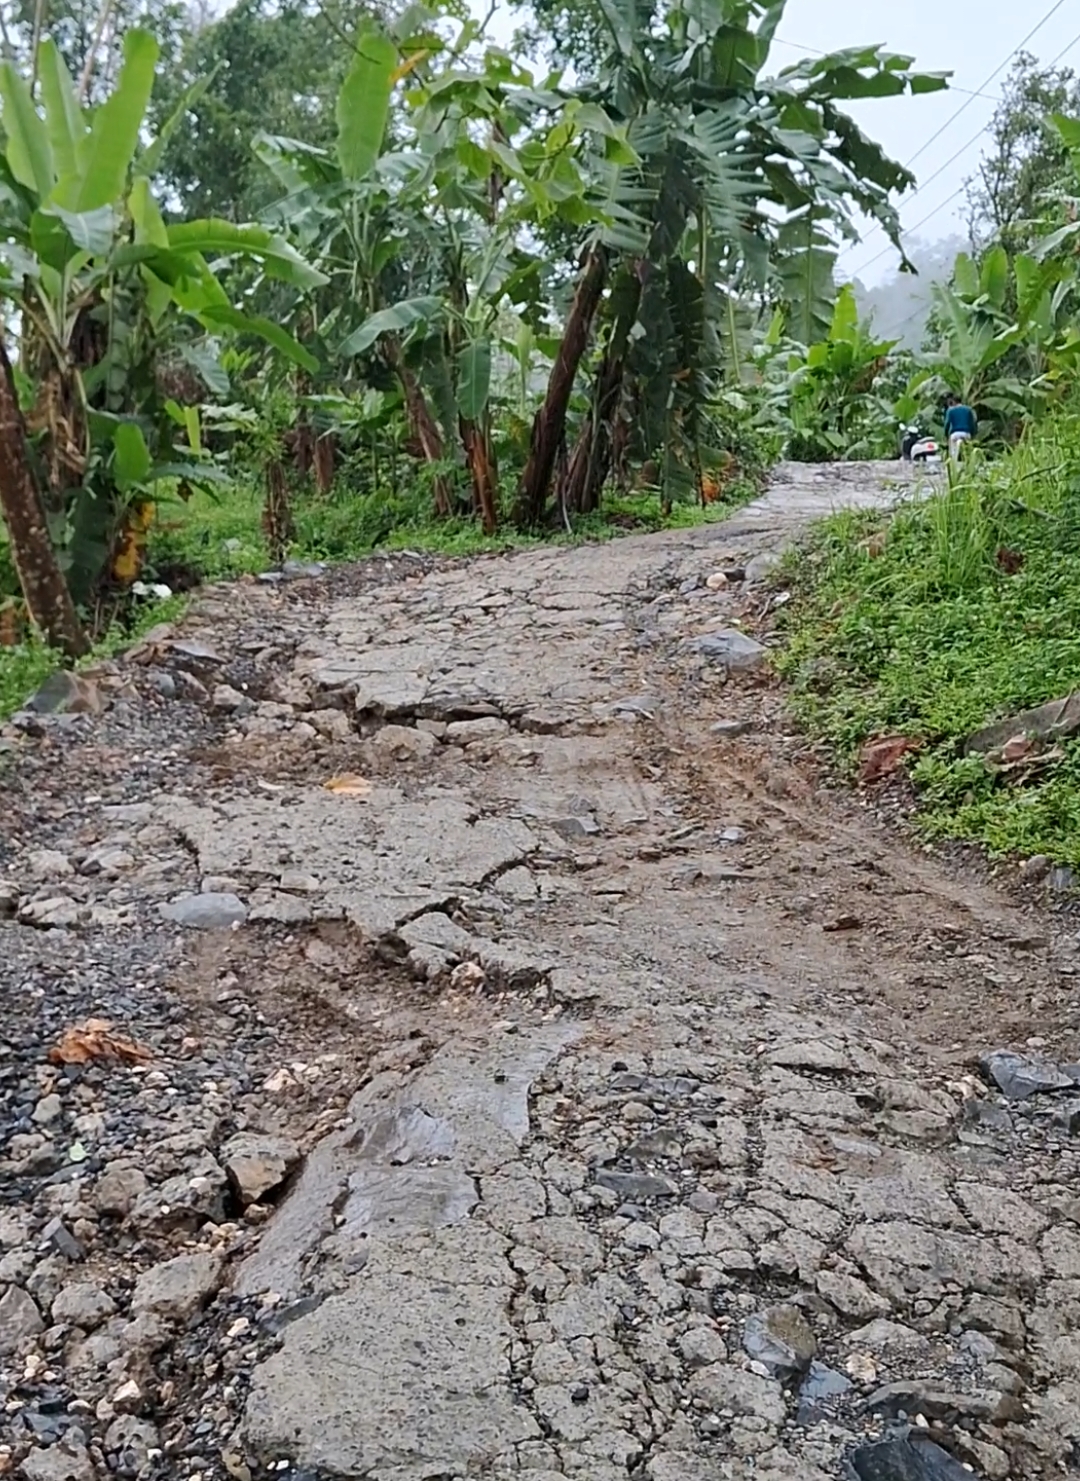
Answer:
[944,395,977,460]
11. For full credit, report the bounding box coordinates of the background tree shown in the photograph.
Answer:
[965,51,1080,258]
[151,0,392,222]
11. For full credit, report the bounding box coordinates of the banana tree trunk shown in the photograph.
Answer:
[384,338,452,518]
[459,417,499,535]
[560,263,643,516]
[516,246,607,528]
[0,339,88,658]
[313,433,335,495]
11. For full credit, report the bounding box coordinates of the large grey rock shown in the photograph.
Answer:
[979,1049,1073,1100]
[687,628,768,671]
[221,1132,302,1205]
[26,671,103,716]
[27,849,73,881]
[19,1442,96,1481]
[51,1282,117,1330]
[963,690,1080,756]
[160,892,247,929]
[18,896,80,929]
[848,1434,979,1480]
[0,1283,44,1352]
[130,1251,222,1321]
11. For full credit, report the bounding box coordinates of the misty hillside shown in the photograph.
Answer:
[850,235,968,349]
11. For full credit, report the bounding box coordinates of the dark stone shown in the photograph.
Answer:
[847,1434,979,1481]
[961,1098,1013,1134]
[797,1362,852,1425]
[570,1384,589,1403]
[41,1216,84,1261]
[25,672,103,716]
[594,1170,677,1200]
[979,1049,1074,1100]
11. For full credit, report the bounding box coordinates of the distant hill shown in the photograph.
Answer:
[850,235,969,349]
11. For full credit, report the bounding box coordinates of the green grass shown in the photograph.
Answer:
[0,468,762,720]
[145,473,760,584]
[776,403,1080,867]
[0,595,188,721]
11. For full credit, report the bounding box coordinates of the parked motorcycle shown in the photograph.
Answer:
[899,424,941,464]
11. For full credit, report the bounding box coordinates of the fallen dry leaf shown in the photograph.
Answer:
[49,1018,153,1067]
[323,773,373,799]
[1001,733,1034,763]
[858,733,919,785]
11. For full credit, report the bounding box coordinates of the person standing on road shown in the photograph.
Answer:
[944,394,977,461]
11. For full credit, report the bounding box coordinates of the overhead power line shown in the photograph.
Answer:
[846,23,1080,279]
[841,0,1078,278]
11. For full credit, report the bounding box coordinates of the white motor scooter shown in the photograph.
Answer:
[900,424,941,465]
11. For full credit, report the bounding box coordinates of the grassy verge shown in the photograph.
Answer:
[0,470,762,720]
[145,475,761,584]
[776,402,1080,868]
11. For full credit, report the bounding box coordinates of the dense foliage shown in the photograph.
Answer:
[0,0,951,651]
[0,0,1077,664]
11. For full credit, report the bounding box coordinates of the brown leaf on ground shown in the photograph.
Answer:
[1001,733,1034,763]
[323,773,373,799]
[48,1018,153,1067]
[995,547,1024,574]
[858,733,919,784]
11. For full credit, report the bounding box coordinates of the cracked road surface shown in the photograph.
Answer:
[5,461,1080,1481]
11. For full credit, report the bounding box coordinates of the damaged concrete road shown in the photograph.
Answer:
[4,460,1080,1481]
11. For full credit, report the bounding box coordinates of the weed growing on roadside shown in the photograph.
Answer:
[777,402,1080,866]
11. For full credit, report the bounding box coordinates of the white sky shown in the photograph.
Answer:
[478,0,1080,286]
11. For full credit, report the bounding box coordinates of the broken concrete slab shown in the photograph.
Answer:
[243,1263,536,1476]
[963,690,1080,756]
[158,790,538,939]
[236,1027,574,1301]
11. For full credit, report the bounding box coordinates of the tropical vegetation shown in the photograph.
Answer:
[0,0,948,661]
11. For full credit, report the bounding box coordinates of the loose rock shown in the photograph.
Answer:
[221,1132,302,1205]
[130,1251,223,1321]
[160,892,248,929]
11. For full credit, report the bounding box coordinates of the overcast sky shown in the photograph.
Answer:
[479,0,1080,286]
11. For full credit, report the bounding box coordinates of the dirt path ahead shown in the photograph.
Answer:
[3,462,1080,1481]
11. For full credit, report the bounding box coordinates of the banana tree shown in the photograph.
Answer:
[0,29,324,641]
[515,0,949,523]
[260,20,611,533]
[755,284,898,460]
[925,245,1074,419]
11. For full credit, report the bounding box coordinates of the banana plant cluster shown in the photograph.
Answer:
[755,284,899,461]
[926,237,1080,420]
[250,0,947,531]
[516,0,948,522]
[0,28,325,646]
